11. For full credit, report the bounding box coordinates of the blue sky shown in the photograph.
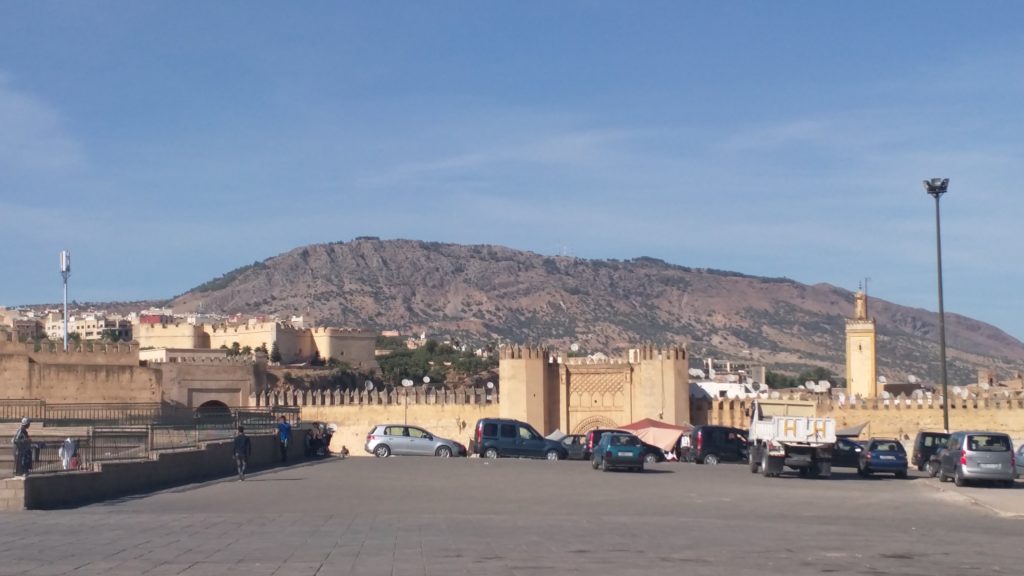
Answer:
[1,3,1022,340]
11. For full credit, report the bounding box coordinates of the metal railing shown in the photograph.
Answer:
[4,403,301,476]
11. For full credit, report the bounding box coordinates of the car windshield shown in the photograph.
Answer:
[967,435,1010,452]
[872,441,903,452]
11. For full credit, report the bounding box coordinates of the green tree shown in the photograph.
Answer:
[270,341,282,363]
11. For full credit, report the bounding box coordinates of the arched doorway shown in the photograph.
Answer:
[196,400,232,424]
[572,415,619,435]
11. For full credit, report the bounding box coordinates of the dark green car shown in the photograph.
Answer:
[592,432,645,472]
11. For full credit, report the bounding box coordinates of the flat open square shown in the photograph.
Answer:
[0,457,1019,575]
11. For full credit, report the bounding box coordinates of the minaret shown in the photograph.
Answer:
[845,289,878,397]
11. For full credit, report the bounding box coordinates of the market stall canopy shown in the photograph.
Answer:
[618,418,693,452]
[836,422,868,438]
[545,429,566,442]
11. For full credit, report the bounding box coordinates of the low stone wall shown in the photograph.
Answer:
[17,433,309,510]
[301,403,501,456]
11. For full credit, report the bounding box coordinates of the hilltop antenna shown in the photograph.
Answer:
[59,250,71,351]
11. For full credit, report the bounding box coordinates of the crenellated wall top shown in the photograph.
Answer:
[499,345,550,361]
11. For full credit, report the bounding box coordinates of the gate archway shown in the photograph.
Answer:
[572,415,619,435]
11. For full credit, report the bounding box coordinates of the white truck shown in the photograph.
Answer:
[747,398,836,478]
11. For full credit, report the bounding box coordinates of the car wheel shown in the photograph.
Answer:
[858,465,870,477]
[896,470,907,479]
[601,458,609,472]
[749,452,760,474]
[435,446,452,458]
[761,452,772,478]
[374,444,390,458]
[591,458,599,470]
[484,447,499,459]
[954,467,966,487]
[545,449,560,461]
[704,454,720,465]
[644,453,657,465]
[927,461,940,478]
[917,462,926,472]
[938,467,948,483]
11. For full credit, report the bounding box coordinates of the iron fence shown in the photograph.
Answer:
[3,402,301,477]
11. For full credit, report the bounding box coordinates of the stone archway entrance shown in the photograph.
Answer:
[572,415,619,435]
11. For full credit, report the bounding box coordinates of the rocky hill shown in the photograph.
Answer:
[169,238,1024,384]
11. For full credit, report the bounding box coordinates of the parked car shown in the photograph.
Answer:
[560,434,587,460]
[640,441,668,464]
[937,431,1016,487]
[831,437,863,469]
[689,425,747,465]
[911,431,950,471]
[857,438,908,478]
[1017,445,1024,479]
[364,424,466,458]
[471,418,567,460]
[591,432,645,472]
[584,428,622,461]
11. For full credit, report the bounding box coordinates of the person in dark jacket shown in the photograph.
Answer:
[233,426,252,481]
[11,417,32,478]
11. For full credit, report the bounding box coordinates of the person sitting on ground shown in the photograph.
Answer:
[339,445,350,459]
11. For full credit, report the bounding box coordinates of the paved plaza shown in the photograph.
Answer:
[0,457,1020,575]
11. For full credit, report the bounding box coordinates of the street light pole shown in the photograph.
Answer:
[923,178,950,433]
[59,250,71,352]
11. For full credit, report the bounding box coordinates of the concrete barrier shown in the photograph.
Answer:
[15,433,311,510]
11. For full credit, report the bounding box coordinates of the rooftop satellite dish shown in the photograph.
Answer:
[422,376,431,384]
[881,391,891,399]
[907,375,919,384]
[770,391,781,399]
[878,376,888,385]
[364,380,374,391]
[401,379,414,388]
[804,381,815,389]
[486,381,494,390]
[688,368,703,378]
[980,381,990,390]
[570,343,580,352]
[818,380,831,390]
[952,386,962,396]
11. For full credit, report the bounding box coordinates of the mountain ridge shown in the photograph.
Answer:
[163,238,1024,385]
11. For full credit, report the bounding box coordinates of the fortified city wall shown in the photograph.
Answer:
[0,334,159,403]
[134,322,209,350]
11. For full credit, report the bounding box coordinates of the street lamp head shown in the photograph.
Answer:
[923,178,950,198]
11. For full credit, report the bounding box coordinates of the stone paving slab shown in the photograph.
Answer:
[0,457,1019,575]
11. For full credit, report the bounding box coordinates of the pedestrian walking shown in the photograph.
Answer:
[233,426,252,481]
[11,417,32,478]
[276,415,292,462]
[59,437,78,471]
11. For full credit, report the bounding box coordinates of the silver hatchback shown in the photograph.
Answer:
[364,424,467,458]
[937,431,1016,488]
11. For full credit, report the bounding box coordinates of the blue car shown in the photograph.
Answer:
[858,438,908,478]
[592,432,645,472]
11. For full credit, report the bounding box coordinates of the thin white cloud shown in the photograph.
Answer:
[0,73,87,176]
